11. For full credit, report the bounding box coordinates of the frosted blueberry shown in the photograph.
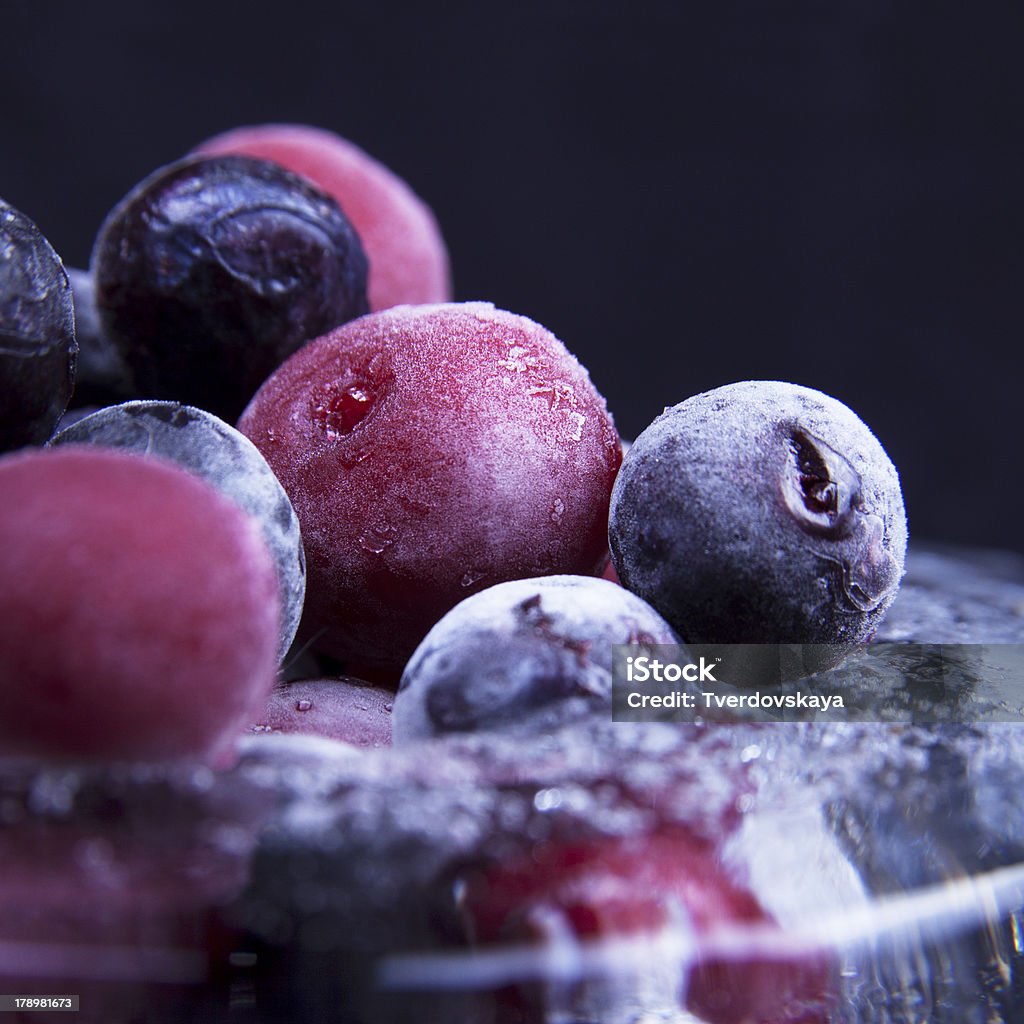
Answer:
[392,574,678,741]
[609,381,907,676]
[65,266,134,404]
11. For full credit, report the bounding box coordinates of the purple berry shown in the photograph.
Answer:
[609,381,908,672]
[92,155,369,420]
[0,199,77,449]
[392,574,678,740]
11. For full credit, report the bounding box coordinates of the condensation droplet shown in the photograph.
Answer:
[295,699,313,712]
[550,497,565,524]
[311,379,376,439]
[358,523,396,555]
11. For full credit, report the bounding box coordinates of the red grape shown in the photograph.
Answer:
[0,446,280,763]
[239,302,621,670]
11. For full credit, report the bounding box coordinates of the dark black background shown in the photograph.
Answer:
[2,0,1021,553]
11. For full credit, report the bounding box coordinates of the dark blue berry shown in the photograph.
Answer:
[392,574,678,741]
[609,382,907,675]
[0,199,77,449]
[92,155,369,421]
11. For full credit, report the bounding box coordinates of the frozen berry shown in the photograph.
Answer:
[609,381,907,673]
[239,302,621,670]
[195,123,451,312]
[50,401,306,663]
[461,830,834,1024]
[0,198,77,450]
[392,575,677,741]
[250,677,393,747]
[92,155,369,420]
[0,445,280,763]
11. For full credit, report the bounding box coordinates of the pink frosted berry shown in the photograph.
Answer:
[239,302,621,671]
[250,677,393,747]
[0,445,280,763]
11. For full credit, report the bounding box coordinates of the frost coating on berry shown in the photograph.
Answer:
[393,575,678,741]
[195,123,451,312]
[609,381,908,659]
[50,401,305,663]
[239,302,622,670]
[0,445,280,763]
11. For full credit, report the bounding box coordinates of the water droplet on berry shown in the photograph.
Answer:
[358,523,396,554]
[311,379,376,438]
[295,699,313,712]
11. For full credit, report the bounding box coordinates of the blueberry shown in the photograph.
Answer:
[51,401,305,663]
[608,381,908,675]
[0,199,77,450]
[92,155,369,421]
[392,574,679,741]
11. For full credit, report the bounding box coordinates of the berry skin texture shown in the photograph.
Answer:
[0,446,280,763]
[609,381,907,664]
[250,677,393,747]
[50,400,306,665]
[195,123,451,312]
[239,302,622,671]
[0,199,78,450]
[92,155,369,421]
[392,575,678,741]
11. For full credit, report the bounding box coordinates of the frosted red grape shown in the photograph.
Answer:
[239,302,621,671]
[0,446,280,763]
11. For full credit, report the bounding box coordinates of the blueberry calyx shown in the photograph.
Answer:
[782,427,861,537]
